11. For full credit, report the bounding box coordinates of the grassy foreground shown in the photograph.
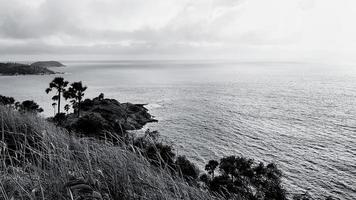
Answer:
[0,105,216,200]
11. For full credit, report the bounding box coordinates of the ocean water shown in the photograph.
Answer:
[0,60,355,199]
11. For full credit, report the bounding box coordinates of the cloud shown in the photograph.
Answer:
[0,0,355,63]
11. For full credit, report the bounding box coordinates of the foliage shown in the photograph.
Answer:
[0,95,15,106]
[52,112,67,126]
[98,93,104,101]
[71,113,109,136]
[64,104,70,113]
[0,62,55,75]
[203,156,287,200]
[64,81,87,117]
[0,95,43,114]
[205,160,219,178]
[45,77,69,115]
[16,100,44,113]
[175,155,200,181]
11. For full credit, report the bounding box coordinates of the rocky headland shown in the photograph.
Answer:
[31,61,65,68]
[54,96,157,138]
[0,62,56,75]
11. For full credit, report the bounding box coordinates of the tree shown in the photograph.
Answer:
[64,104,70,114]
[64,81,87,117]
[204,155,287,200]
[52,102,57,116]
[98,93,104,101]
[0,95,15,106]
[205,160,219,178]
[17,100,43,113]
[45,77,69,115]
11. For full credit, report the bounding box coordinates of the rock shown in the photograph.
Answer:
[0,62,55,75]
[64,97,157,138]
[31,61,65,67]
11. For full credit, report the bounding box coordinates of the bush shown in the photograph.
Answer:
[14,100,43,114]
[0,95,15,106]
[145,142,176,168]
[203,156,287,200]
[175,156,200,181]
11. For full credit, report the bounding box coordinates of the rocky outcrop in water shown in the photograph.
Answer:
[0,62,55,75]
[62,97,157,137]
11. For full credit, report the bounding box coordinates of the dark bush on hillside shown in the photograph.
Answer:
[175,155,200,181]
[133,130,199,177]
[51,113,67,126]
[71,113,110,136]
[0,95,15,106]
[16,100,43,113]
[203,156,287,200]
[132,130,176,168]
[145,142,176,168]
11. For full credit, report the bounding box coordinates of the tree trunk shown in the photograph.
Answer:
[58,90,61,114]
[77,99,80,117]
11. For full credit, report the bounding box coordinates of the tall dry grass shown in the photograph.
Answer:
[0,106,217,200]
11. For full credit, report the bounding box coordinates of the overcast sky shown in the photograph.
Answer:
[0,0,355,62]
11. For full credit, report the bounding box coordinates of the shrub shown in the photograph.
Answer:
[205,160,219,178]
[0,95,15,106]
[16,100,44,113]
[204,155,287,200]
[175,155,200,181]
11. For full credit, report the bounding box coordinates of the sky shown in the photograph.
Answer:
[0,0,355,63]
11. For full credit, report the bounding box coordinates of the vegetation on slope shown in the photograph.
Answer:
[0,106,215,200]
[0,77,336,200]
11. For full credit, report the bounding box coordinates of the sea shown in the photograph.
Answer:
[0,60,355,199]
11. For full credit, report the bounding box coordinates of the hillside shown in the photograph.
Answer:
[0,105,215,200]
[0,62,55,75]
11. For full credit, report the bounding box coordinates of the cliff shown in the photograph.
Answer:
[57,97,157,137]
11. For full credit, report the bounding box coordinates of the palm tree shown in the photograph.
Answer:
[46,77,69,115]
[64,81,87,117]
[52,102,57,116]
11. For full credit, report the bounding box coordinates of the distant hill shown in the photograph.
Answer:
[0,62,55,75]
[31,61,65,68]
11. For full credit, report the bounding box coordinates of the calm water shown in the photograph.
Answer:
[0,61,355,199]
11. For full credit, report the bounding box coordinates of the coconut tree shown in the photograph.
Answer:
[45,77,69,115]
[64,81,87,117]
